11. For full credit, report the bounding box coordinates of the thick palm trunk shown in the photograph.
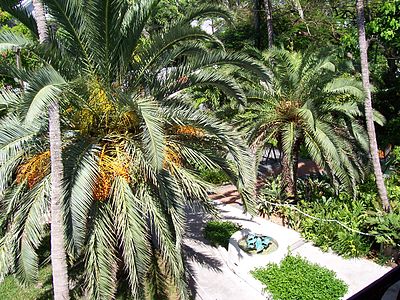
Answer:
[263,0,273,48]
[32,0,70,298]
[32,0,48,43]
[356,0,391,212]
[281,151,295,199]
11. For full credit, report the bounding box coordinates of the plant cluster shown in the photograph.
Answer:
[203,220,241,249]
[258,175,400,259]
[251,255,348,300]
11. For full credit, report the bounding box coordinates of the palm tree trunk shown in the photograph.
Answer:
[32,0,48,43]
[49,101,70,299]
[32,0,70,298]
[263,0,273,48]
[254,0,262,49]
[281,150,295,199]
[292,140,301,201]
[356,0,391,212]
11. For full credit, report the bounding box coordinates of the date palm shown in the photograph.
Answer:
[0,0,268,298]
[238,48,369,199]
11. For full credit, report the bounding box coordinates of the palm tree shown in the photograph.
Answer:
[31,1,70,298]
[238,48,369,199]
[0,1,268,298]
[356,0,391,212]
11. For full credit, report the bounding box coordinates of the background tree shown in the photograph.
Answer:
[356,0,391,212]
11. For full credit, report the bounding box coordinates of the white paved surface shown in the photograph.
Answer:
[184,206,266,300]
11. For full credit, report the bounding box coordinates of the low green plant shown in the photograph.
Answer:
[195,162,230,185]
[203,220,241,249]
[251,255,348,300]
[0,265,53,300]
[366,211,400,247]
[291,195,372,258]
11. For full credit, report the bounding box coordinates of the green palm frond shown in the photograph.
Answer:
[178,4,232,25]
[0,31,35,51]
[67,143,100,250]
[324,77,365,100]
[111,177,149,298]
[21,67,66,125]
[15,176,50,284]
[84,202,118,300]
[136,97,165,170]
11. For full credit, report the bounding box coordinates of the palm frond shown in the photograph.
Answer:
[83,202,118,299]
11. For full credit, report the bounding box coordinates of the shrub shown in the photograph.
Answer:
[291,195,372,258]
[195,162,230,185]
[252,255,348,300]
[203,220,241,249]
[258,175,400,259]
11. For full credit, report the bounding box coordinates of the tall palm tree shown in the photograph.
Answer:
[356,0,391,212]
[238,48,369,199]
[31,1,70,298]
[0,0,268,298]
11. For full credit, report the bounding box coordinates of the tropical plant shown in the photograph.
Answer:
[203,220,241,249]
[238,48,369,199]
[0,0,269,298]
[252,254,348,300]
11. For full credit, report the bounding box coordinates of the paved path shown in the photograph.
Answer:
[184,206,266,300]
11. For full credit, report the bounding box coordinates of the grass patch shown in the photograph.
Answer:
[0,265,53,300]
[204,220,241,249]
[252,255,348,300]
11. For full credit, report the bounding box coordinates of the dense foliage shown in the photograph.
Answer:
[0,1,265,298]
[239,48,369,198]
[258,174,400,259]
[252,255,348,300]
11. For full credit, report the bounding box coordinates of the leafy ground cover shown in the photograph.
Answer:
[258,171,400,261]
[203,220,242,249]
[0,265,52,300]
[252,255,348,300]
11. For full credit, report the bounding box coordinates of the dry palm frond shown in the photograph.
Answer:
[93,146,131,201]
[16,151,51,189]
[175,125,204,138]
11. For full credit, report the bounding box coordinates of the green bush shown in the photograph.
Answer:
[196,164,230,185]
[203,220,241,249]
[252,255,348,300]
[291,195,372,258]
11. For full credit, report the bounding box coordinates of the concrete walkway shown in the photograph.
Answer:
[184,206,266,300]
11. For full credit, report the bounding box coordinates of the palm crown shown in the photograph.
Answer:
[239,48,369,197]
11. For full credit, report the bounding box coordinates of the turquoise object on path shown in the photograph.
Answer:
[246,234,272,253]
